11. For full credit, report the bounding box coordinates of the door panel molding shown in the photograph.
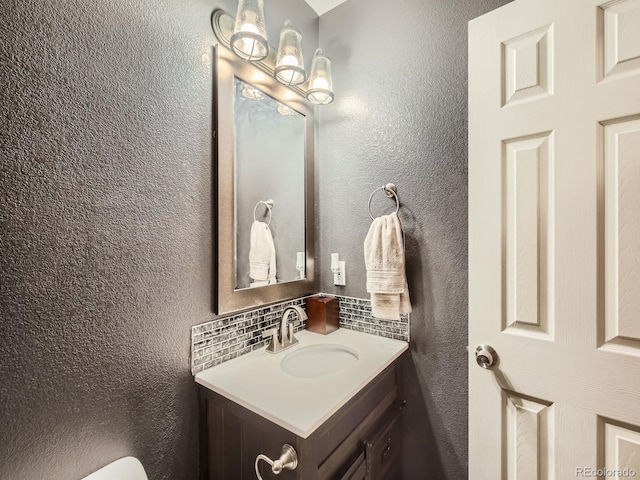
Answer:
[502,132,555,340]
[600,115,640,356]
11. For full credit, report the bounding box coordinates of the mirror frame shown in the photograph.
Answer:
[214,45,315,314]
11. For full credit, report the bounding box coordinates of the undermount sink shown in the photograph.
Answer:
[280,343,359,379]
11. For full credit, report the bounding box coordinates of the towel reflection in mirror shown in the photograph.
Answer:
[249,201,276,287]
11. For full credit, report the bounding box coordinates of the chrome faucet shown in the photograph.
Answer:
[262,305,308,354]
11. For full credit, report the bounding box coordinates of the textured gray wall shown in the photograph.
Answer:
[317,0,511,478]
[0,1,317,479]
[1,0,522,476]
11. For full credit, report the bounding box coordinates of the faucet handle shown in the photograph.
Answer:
[262,328,277,339]
[262,328,279,353]
[287,322,300,346]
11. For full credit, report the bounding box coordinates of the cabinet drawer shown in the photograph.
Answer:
[365,411,402,480]
[339,453,366,480]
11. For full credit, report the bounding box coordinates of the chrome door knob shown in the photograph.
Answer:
[475,345,497,369]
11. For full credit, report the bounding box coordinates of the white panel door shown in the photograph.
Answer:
[469,0,640,478]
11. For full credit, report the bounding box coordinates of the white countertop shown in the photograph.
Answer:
[195,328,408,438]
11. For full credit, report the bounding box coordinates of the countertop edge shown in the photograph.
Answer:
[195,336,408,438]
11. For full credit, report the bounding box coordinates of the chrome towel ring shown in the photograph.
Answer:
[368,183,399,220]
[254,199,274,226]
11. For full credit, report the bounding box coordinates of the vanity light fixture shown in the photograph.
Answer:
[229,0,269,62]
[241,84,265,100]
[306,49,334,105]
[274,21,306,87]
[277,103,296,116]
[212,9,335,105]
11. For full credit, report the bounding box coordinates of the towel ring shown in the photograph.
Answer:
[253,199,274,226]
[368,183,399,220]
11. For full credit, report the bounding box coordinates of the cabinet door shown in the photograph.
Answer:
[365,412,401,480]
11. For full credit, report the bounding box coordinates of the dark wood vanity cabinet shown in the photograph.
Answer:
[198,353,406,480]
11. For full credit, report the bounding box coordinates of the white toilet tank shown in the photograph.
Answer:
[82,457,148,480]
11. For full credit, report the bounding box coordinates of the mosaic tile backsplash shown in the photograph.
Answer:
[191,294,410,375]
[336,295,410,342]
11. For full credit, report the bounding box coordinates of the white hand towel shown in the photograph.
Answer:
[249,221,276,284]
[364,212,412,320]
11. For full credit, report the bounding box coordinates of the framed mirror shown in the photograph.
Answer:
[214,45,315,314]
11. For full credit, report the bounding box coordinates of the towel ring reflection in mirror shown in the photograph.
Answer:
[368,183,399,220]
[254,199,274,226]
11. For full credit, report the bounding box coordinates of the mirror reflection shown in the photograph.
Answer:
[233,77,306,290]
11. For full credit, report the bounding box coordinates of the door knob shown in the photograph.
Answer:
[475,345,497,369]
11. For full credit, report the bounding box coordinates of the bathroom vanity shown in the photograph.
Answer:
[205,30,409,478]
[196,329,408,479]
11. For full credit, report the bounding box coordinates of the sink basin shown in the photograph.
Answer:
[281,344,359,379]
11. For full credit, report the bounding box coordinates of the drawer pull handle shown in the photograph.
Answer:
[381,438,392,463]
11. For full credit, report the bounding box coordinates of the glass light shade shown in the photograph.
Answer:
[229,0,269,62]
[241,84,264,100]
[274,21,306,86]
[277,103,296,116]
[306,49,334,105]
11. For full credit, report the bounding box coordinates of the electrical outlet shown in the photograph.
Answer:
[333,260,346,286]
